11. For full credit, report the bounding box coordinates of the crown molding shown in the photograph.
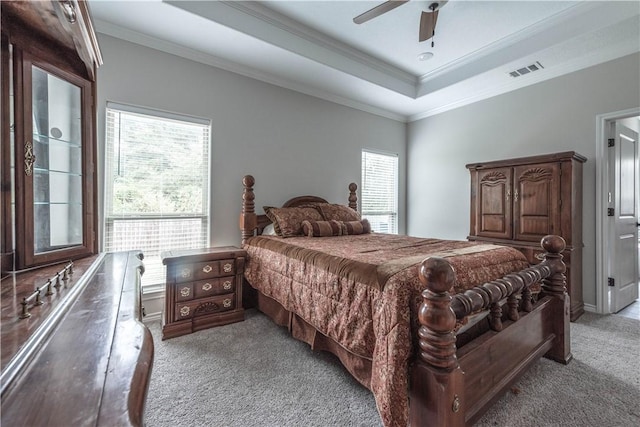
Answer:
[165,0,418,97]
[408,44,640,122]
[417,1,593,84]
[94,20,408,123]
[223,1,417,84]
[415,1,638,97]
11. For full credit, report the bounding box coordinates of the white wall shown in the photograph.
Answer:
[407,52,640,308]
[96,34,406,250]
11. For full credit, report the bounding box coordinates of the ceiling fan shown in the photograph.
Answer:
[353,0,448,46]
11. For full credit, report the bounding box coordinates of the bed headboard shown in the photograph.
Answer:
[282,195,328,207]
[239,175,358,244]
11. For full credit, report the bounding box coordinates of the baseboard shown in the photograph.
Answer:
[583,303,597,313]
[143,312,162,323]
[142,286,165,323]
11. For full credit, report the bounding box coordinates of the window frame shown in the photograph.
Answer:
[361,149,399,234]
[103,102,212,288]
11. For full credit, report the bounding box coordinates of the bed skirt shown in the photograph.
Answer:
[255,290,374,391]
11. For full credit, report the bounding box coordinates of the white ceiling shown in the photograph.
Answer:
[89,0,640,122]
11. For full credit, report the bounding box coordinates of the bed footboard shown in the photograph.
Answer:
[410,235,570,426]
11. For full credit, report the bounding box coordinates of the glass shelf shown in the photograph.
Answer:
[33,132,81,148]
[33,167,82,177]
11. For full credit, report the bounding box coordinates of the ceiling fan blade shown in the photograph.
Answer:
[353,0,409,25]
[419,9,439,42]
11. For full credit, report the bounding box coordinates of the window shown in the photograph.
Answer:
[361,150,398,234]
[104,103,211,288]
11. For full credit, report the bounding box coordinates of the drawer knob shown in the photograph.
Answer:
[180,287,190,297]
[202,265,213,273]
[180,306,190,317]
[202,282,212,291]
[223,280,232,290]
[180,268,191,279]
[223,299,232,308]
[223,263,233,273]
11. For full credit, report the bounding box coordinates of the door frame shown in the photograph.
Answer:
[595,107,640,314]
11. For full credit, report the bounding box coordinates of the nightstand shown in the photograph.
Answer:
[161,246,245,340]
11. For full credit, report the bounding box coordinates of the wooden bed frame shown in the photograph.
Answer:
[239,175,571,427]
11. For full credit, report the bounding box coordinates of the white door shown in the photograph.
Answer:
[609,121,639,313]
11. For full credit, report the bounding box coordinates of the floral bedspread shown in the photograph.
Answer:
[243,233,529,427]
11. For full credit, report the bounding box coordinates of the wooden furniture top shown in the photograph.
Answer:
[466,151,587,170]
[1,0,102,80]
[162,246,246,265]
[1,255,100,369]
[1,251,152,427]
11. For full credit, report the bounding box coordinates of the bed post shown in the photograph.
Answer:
[348,182,357,211]
[410,257,465,427]
[239,175,257,245]
[539,234,572,364]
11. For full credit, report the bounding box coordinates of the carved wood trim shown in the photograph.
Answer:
[239,175,256,245]
[417,234,567,367]
[479,171,507,185]
[348,183,358,211]
[518,167,553,182]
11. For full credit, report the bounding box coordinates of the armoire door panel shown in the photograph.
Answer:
[476,168,512,239]
[513,163,560,242]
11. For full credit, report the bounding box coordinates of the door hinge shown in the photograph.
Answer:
[608,277,615,287]
[607,207,614,216]
[608,138,615,147]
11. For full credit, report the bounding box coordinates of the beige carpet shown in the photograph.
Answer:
[144,310,639,427]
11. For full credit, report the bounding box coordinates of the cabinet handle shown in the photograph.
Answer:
[514,189,519,202]
[223,263,233,273]
[180,268,191,279]
[202,265,213,273]
[180,287,190,297]
[24,140,36,176]
[223,280,232,290]
[202,282,212,291]
[223,299,232,308]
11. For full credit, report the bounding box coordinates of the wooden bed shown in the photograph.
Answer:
[239,175,571,427]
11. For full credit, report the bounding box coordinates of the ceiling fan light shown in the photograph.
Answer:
[418,52,434,61]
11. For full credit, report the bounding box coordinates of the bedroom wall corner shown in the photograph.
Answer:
[406,52,640,310]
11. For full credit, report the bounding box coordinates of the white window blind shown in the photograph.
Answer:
[104,103,211,288]
[361,150,398,234]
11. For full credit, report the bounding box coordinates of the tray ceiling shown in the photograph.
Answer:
[89,1,640,122]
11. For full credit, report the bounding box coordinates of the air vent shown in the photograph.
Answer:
[508,61,544,78]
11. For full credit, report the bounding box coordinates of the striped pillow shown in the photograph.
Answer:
[301,220,343,237]
[342,219,371,235]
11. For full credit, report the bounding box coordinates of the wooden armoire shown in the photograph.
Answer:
[467,151,586,321]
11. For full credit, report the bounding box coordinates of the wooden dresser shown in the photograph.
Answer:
[161,247,245,339]
[1,251,152,426]
[467,151,586,321]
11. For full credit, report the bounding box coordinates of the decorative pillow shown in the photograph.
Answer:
[261,223,277,236]
[263,206,324,237]
[315,203,360,222]
[341,219,371,235]
[301,220,343,237]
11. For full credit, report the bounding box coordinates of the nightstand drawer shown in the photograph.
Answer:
[174,259,236,282]
[193,277,235,298]
[175,294,235,320]
[175,283,194,302]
